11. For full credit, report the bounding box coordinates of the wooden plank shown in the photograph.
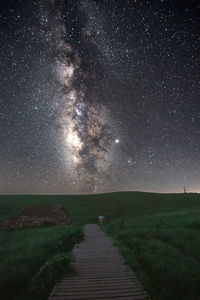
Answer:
[59,280,140,287]
[55,284,144,291]
[61,277,138,283]
[51,289,147,296]
[49,294,150,300]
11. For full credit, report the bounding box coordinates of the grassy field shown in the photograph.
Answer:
[1,191,200,224]
[103,209,200,300]
[0,225,83,300]
[0,191,200,300]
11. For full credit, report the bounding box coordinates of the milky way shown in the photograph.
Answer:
[46,0,118,192]
[0,0,200,194]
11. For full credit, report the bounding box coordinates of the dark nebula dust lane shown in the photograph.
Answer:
[0,0,200,194]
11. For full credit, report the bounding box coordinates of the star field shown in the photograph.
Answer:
[0,0,200,194]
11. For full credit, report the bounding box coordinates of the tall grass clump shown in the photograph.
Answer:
[103,209,200,300]
[0,225,83,300]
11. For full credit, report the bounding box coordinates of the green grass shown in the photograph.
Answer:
[103,208,200,300]
[1,192,200,224]
[0,191,200,300]
[0,225,83,300]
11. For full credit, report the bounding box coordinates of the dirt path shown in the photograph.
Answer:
[48,224,150,300]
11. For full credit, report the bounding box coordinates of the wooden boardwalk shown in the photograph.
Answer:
[48,224,150,300]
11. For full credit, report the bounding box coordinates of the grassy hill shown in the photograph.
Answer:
[0,191,200,300]
[1,191,200,223]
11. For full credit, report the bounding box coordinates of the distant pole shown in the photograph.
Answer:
[183,186,187,193]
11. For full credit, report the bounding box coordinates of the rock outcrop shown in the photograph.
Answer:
[2,205,69,229]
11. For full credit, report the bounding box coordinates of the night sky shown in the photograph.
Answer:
[0,0,200,194]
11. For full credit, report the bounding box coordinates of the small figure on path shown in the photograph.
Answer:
[98,215,105,224]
